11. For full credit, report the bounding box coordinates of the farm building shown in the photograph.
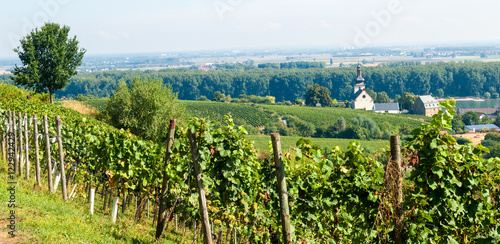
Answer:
[414,95,439,117]
[373,103,400,114]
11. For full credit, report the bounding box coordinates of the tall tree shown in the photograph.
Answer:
[104,77,186,143]
[399,92,418,111]
[12,23,86,103]
[375,92,390,103]
[461,111,480,126]
[305,83,333,107]
[212,91,225,102]
[366,89,377,101]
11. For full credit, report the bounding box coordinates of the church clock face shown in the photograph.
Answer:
[362,95,366,99]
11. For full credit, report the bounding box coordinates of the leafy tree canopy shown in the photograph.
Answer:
[305,83,333,107]
[12,22,86,103]
[461,111,480,126]
[375,91,390,103]
[399,92,417,111]
[104,77,187,143]
[213,91,225,102]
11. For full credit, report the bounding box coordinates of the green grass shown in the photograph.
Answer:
[247,135,389,153]
[0,160,193,244]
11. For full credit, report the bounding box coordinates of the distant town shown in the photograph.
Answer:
[1,44,500,74]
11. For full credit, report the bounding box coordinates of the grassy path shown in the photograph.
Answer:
[0,160,188,243]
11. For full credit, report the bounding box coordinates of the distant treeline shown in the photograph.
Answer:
[2,62,500,102]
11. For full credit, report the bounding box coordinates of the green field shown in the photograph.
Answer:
[182,100,279,127]
[260,104,430,129]
[247,135,389,152]
[86,98,431,135]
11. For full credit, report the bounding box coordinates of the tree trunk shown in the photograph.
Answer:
[49,90,53,104]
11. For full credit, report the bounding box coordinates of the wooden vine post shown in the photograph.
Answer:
[7,112,13,166]
[13,111,18,175]
[391,135,403,244]
[24,113,30,180]
[56,116,68,200]
[271,133,293,244]
[1,111,6,162]
[43,115,54,192]
[33,115,41,187]
[155,118,177,239]
[188,130,213,244]
[18,112,24,177]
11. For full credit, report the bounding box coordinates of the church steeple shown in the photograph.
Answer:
[356,64,365,83]
[354,64,366,93]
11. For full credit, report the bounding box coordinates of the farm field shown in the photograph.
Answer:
[259,104,430,128]
[84,98,431,134]
[247,135,389,152]
[182,100,278,127]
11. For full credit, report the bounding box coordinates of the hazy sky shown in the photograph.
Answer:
[1,0,498,58]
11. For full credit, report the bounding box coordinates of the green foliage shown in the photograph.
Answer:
[0,82,29,101]
[280,61,326,69]
[197,95,209,101]
[337,116,346,131]
[12,22,86,103]
[375,91,390,103]
[232,94,275,104]
[55,62,500,104]
[265,139,385,242]
[455,137,472,145]
[482,133,500,159]
[280,115,315,137]
[399,92,417,111]
[212,91,225,102]
[462,111,481,126]
[404,100,500,242]
[183,101,278,128]
[2,82,500,243]
[366,89,377,101]
[452,113,465,130]
[352,115,383,139]
[103,77,187,143]
[166,117,269,241]
[304,83,333,107]
[260,104,427,137]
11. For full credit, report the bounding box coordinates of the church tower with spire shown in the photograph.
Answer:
[352,64,374,110]
[354,64,366,93]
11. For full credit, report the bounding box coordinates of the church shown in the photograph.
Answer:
[352,65,374,110]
